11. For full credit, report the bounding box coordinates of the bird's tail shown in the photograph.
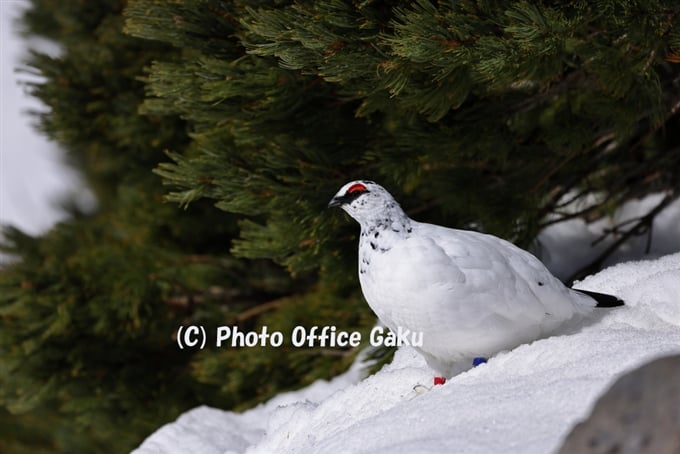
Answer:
[573,289,624,308]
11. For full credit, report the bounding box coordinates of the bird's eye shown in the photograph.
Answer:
[347,183,367,194]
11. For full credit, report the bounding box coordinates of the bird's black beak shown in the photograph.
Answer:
[328,188,368,208]
[327,196,345,208]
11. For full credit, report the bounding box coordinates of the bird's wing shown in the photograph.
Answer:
[412,222,595,322]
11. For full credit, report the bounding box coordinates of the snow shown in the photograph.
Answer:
[1,0,93,242]
[535,193,680,281]
[133,251,680,454]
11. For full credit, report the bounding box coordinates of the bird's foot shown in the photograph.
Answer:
[413,383,430,394]
[410,375,448,395]
[472,357,487,367]
[424,361,485,391]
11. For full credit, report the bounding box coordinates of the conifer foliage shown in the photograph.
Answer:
[2,0,679,451]
[134,0,680,267]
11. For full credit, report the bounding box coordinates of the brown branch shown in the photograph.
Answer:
[540,190,625,229]
[566,192,678,284]
[535,131,620,221]
[236,299,283,323]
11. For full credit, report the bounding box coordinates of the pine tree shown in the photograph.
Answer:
[2,0,679,451]
[1,0,355,451]
[128,0,680,273]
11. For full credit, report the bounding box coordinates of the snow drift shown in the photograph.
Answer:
[134,252,680,454]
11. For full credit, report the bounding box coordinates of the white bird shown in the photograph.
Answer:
[328,180,623,385]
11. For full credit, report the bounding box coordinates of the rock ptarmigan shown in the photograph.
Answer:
[328,180,623,385]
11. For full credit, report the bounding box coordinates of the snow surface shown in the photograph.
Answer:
[134,252,680,454]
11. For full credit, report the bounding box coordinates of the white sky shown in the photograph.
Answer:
[0,0,87,235]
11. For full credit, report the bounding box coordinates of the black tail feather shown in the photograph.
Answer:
[574,289,624,308]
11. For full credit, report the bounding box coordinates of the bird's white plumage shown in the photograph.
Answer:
[329,180,599,378]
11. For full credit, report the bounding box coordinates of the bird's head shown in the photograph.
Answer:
[328,180,403,226]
